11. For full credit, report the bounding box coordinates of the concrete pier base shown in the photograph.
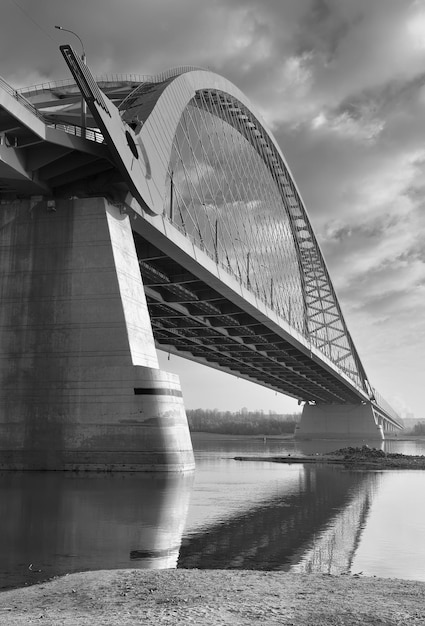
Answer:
[0,197,194,471]
[295,404,384,440]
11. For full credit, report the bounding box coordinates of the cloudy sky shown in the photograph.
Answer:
[1,0,424,418]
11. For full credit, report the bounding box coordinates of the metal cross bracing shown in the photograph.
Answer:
[134,233,366,405]
[159,87,370,395]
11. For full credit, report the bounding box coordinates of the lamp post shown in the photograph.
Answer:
[55,25,87,131]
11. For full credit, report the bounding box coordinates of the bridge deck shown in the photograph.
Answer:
[133,230,368,405]
[0,72,403,431]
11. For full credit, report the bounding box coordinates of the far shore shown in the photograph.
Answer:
[190,431,295,440]
[190,430,425,442]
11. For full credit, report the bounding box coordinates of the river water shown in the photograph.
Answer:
[1,434,425,589]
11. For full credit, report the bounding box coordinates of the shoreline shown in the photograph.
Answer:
[1,569,425,625]
[234,454,425,469]
[234,445,425,469]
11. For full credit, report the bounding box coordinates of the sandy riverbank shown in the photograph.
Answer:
[1,569,425,625]
[235,446,425,469]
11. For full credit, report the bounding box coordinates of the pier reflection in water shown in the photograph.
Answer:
[0,472,193,589]
[2,435,425,588]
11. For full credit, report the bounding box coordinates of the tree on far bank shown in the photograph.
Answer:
[186,408,300,435]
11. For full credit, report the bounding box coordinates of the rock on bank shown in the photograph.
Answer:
[1,569,424,625]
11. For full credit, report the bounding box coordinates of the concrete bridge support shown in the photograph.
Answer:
[295,403,384,440]
[0,196,194,471]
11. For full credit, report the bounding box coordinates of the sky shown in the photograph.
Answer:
[1,0,424,418]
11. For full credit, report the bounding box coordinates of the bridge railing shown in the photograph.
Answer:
[0,75,46,122]
[372,389,403,425]
[0,73,105,145]
[164,213,298,330]
[46,121,105,143]
[17,67,208,97]
[17,75,144,96]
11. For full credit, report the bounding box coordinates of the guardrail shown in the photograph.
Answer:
[372,388,403,424]
[47,121,104,143]
[1,74,105,145]
[0,75,46,122]
[6,66,209,145]
[16,66,208,96]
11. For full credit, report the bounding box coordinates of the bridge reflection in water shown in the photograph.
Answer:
[178,466,375,571]
[0,459,378,588]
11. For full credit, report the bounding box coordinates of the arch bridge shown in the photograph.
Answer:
[0,47,402,470]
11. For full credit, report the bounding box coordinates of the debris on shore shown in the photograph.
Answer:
[234,446,425,468]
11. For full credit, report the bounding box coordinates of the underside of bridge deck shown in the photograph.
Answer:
[133,232,366,406]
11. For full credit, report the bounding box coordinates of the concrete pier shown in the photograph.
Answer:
[0,197,194,471]
[295,403,384,440]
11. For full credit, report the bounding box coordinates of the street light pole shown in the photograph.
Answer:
[55,25,87,132]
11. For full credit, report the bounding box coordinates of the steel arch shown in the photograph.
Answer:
[118,70,370,394]
[58,49,370,397]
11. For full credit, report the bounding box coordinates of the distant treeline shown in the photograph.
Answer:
[186,408,300,435]
[410,421,425,436]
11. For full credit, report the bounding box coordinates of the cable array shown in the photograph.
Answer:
[162,89,368,391]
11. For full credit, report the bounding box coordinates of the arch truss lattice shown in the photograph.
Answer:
[151,86,369,394]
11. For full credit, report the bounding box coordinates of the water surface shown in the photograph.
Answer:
[1,435,425,588]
